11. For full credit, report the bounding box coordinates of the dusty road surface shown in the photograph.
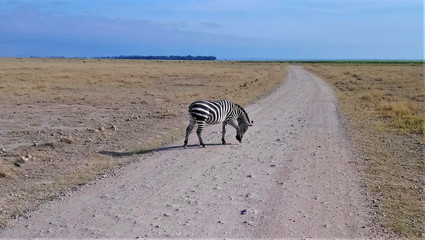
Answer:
[1,66,376,238]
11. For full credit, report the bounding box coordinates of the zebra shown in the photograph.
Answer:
[183,100,253,148]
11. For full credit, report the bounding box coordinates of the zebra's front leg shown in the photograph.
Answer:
[183,117,195,148]
[196,122,206,148]
[221,122,227,145]
[228,120,242,143]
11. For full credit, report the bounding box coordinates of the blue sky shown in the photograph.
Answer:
[0,0,423,60]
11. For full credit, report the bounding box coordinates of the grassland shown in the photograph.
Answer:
[304,64,424,238]
[0,58,423,238]
[0,58,286,228]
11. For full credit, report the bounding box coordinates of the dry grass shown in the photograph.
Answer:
[0,58,284,107]
[304,64,424,238]
[0,58,286,229]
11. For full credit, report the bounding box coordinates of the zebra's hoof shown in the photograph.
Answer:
[222,141,226,145]
[201,144,206,148]
[183,145,187,149]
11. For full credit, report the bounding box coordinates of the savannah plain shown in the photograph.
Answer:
[0,58,423,238]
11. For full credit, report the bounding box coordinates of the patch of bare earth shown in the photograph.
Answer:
[304,64,424,239]
[0,58,286,228]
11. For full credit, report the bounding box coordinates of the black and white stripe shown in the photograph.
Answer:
[183,100,253,148]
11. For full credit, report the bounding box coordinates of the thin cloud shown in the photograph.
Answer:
[200,22,223,29]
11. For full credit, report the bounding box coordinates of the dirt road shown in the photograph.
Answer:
[1,66,376,238]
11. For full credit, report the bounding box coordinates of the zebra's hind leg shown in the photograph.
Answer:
[221,122,227,145]
[196,121,206,148]
[183,116,196,148]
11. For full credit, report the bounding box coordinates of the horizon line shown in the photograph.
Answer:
[1,56,424,62]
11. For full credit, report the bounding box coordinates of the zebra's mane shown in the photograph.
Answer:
[234,103,251,124]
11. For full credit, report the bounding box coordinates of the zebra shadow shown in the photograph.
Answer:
[99,143,230,158]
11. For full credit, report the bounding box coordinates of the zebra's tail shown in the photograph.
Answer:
[187,104,194,118]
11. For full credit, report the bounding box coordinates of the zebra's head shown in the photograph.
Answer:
[236,120,253,143]
[235,104,253,143]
